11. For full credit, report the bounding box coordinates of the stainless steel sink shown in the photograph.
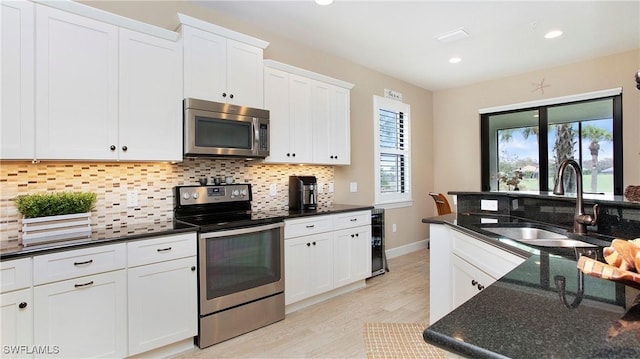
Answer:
[483,226,597,248]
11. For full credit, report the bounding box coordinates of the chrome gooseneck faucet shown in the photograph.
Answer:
[552,159,598,234]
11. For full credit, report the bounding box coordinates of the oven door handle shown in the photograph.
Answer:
[199,222,284,239]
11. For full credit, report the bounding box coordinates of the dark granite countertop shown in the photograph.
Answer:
[422,213,640,358]
[1,204,373,261]
[0,220,199,260]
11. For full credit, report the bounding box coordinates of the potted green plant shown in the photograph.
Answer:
[14,192,97,246]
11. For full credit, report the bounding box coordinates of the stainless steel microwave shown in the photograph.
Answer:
[184,98,270,158]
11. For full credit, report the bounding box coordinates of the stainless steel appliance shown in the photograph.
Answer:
[288,176,317,211]
[183,98,270,158]
[174,184,284,348]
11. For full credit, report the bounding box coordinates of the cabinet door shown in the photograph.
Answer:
[287,74,313,163]
[284,236,313,304]
[1,0,34,159]
[284,232,333,304]
[226,39,264,108]
[308,233,333,296]
[0,289,33,358]
[35,5,119,160]
[328,86,351,165]
[451,255,495,310]
[263,67,291,163]
[312,82,351,165]
[119,28,182,161]
[333,226,371,288]
[182,25,227,103]
[34,270,127,358]
[128,257,197,355]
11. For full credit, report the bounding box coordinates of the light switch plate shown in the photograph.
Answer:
[350,182,358,192]
[269,184,277,196]
[328,182,334,193]
[317,182,324,194]
[127,191,138,208]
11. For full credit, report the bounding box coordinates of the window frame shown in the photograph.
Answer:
[373,95,412,206]
[480,89,623,194]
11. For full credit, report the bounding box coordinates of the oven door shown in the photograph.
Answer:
[198,222,284,315]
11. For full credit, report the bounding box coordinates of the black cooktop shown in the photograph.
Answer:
[175,210,284,232]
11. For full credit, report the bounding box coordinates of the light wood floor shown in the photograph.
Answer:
[176,249,430,359]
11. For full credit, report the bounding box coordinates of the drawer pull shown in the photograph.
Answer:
[350,218,358,222]
[73,259,93,266]
[306,225,315,228]
[157,247,172,252]
[74,281,94,288]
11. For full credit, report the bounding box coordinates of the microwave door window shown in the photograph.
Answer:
[195,117,252,149]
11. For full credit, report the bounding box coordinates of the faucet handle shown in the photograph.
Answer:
[577,203,599,227]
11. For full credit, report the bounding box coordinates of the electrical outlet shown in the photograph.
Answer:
[269,184,277,196]
[317,182,324,194]
[328,182,334,193]
[127,191,138,208]
[480,199,498,211]
[392,223,397,233]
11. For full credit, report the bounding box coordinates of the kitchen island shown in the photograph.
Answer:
[423,212,640,358]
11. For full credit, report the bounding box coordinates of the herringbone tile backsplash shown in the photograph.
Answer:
[0,159,334,250]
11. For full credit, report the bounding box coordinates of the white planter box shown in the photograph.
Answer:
[22,213,91,247]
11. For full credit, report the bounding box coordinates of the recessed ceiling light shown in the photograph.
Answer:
[544,30,563,39]
[315,0,334,5]
[449,57,462,64]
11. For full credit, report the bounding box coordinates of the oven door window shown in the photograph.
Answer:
[195,116,252,150]
[205,227,281,300]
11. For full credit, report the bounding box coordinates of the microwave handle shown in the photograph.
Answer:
[252,118,260,153]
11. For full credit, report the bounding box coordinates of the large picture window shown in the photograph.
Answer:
[374,96,411,205]
[481,90,622,195]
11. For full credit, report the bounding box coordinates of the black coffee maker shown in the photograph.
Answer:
[289,176,317,211]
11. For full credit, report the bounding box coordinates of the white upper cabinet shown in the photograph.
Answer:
[312,81,351,165]
[35,4,120,160]
[1,0,35,160]
[264,67,313,164]
[2,1,182,161]
[263,60,353,166]
[119,29,182,161]
[179,14,269,109]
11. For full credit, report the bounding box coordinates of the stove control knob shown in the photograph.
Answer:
[192,192,199,199]
[182,192,191,200]
[232,189,240,197]
[240,189,248,197]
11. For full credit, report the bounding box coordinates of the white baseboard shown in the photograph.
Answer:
[385,239,429,259]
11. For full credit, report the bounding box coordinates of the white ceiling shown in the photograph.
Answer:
[192,0,640,91]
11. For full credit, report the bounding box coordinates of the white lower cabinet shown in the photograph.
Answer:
[284,232,333,305]
[33,270,128,358]
[1,231,198,358]
[333,226,371,288]
[127,256,197,355]
[1,258,33,359]
[126,233,197,356]
[429,224,526,324]
[284,210,372,307]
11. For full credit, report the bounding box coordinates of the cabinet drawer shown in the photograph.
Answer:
[33,243,126,285]
[127,232,197,267]
[450,228,523,280]
[285,215,333,239]
[332,210,371,231]
[1,257,32,293]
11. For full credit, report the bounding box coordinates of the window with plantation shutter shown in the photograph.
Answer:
[374,95,411,206]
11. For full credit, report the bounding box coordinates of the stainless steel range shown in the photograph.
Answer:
[174,184,285,348]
